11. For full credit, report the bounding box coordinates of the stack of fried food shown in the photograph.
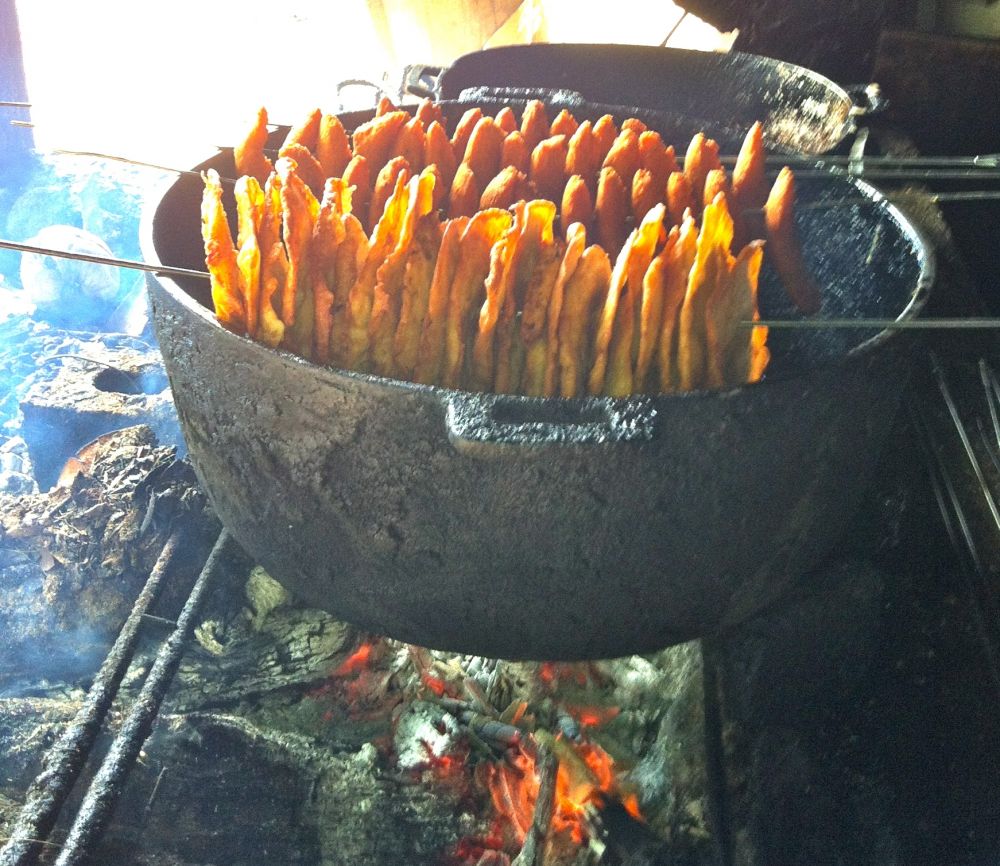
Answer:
[202,98,816,396]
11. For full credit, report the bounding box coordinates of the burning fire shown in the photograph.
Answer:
[486,736,641,847]
[332,642,375,676]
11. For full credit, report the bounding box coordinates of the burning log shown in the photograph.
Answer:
[511,738,558,866]
[437,697,523,751]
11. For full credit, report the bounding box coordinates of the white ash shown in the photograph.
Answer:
[394,700,463,772]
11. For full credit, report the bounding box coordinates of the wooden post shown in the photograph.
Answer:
[0,0,32,173]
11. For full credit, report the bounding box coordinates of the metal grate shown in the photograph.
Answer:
[0,530,233,866]
[909,351,1000,698]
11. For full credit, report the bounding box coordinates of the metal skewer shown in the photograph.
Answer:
[49,148,217,181]
[0,238,211,281]
[746,318,1000,330]
[723,153,1000,169]
[1,238,998,331]
[775,168,1000,181]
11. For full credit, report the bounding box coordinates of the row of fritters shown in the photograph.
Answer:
[232,97,772,258]
[202,146,769,397]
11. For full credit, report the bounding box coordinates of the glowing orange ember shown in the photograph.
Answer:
[486,738,641,847]
[420,673,449,697]
[567,704,621,729]
[333,643,374,676]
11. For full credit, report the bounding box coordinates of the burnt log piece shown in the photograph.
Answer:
[168,603,356,713]
[18,341,181,491]
[621,643,717,866]
[0,426,211,684]
[511,738,557,866]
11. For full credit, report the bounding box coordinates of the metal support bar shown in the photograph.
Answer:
[0,529,184,866]
[51,530,233,866]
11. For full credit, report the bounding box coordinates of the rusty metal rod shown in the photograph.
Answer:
[52,530,234,866]
[0,238,210,281]
[0,529,184,866]
[3,238,999,333]
[746,318,1000,330]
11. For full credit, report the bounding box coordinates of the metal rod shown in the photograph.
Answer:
[660,9,688,46]
[48,148,216,181]
[930,353,1000,537]
[746,318,1000,330]
[0,530,184,866]
[980,360,1000,459]
[724,153,1000,169]
[0,238,210,281]
[772,168,1000,181]
[52,530,233,866]
[908,395,1000,698]
[6,241,998,332]
[787,190,1000,212]
[0,101,30,108]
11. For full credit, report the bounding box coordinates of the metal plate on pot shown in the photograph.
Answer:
[420,44,872,155]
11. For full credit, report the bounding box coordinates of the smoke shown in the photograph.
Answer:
[0,153,176,488]
[0,155,184,694]
[0,545,109,697]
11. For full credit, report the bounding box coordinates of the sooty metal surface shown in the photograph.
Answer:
[140,104,933,661]
[435,44,859,154]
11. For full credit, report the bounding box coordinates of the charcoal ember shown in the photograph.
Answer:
[476,852,511,866]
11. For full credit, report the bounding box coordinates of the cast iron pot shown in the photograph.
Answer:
[406,43,883,154]
[142,100,932,661]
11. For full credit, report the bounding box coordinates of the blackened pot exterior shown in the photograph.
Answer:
[147,275,917,660]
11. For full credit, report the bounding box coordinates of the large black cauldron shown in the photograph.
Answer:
[142,100,932,660]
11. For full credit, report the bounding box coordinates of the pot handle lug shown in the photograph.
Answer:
[402,63,444,100]
[445,393,657,448]
[845,83,888,117]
